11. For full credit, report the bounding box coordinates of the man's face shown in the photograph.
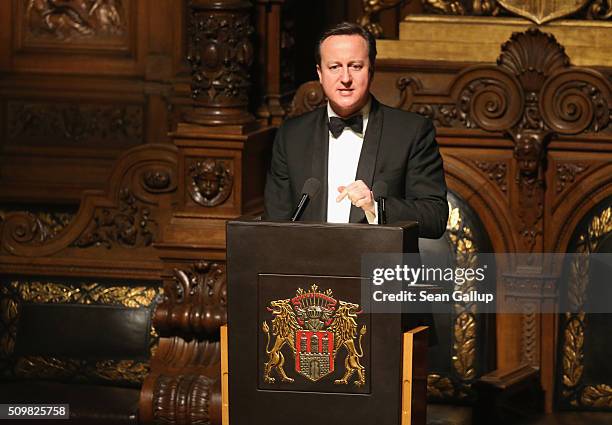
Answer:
[317,34,371,118]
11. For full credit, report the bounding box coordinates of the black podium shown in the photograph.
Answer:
[224,219,428,425]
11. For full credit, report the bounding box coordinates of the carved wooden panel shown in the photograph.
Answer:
[9,0,146,75]
[17,0,131,48]
[0,0,181,204]
[6,101,143,147]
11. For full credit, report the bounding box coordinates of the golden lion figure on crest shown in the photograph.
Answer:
[262,299,298,383]
[330,301,367,386]
[262,285,367,386]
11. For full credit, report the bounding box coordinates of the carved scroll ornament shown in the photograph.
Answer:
[396,28,612,251]
[0,145,177,257]
[287,81,327,118]
[154,262,227,339]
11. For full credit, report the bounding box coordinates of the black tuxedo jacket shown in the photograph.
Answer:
[264,97,448,238]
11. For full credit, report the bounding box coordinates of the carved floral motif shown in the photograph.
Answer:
[186,0,254,126]
[556,163,589,193]
[474,161,508,192]
[561,205,612,408]
[8,102,143,145]
[426,197,483,401]
[188,159,233,207]
[73,188,156,249]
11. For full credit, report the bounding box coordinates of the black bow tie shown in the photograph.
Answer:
[328,115,363,138]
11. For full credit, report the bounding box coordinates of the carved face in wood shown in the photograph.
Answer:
[514,132,543,179]
[196,160,223,199]
[316,35,372,118]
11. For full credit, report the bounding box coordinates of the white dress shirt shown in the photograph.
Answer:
[326,99,377,224]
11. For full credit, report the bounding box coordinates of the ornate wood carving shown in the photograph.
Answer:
[72,188,156,249]
[24,0,126,41]
[0,209,75,243]
[396,28,612,252]
[287,80,326,118]
[520,302,538,365]
[0,144,177,258]
[423,0,501,15]
[498,0,590,24]
[185,0,255,126]
[154,261,227,339]
[358,0,403,39]
[588,0,612,19]
[556,162,589,193]
[188,158,234,207]
[7,102,143,145]
[142,170,174,193]
[153,374,219,425]
[421,0,611,22]
[474,161,508,193]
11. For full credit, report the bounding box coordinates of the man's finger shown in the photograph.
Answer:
[336,187,349,202]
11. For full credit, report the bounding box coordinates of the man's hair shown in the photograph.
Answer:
[315,22,377,75]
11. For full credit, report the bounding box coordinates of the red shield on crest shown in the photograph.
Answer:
[295,330,334,381]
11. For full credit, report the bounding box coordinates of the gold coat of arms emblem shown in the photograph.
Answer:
[262,285,367,386]
[497,0,590,24]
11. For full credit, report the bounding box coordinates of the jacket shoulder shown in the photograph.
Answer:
[279,106,325,133]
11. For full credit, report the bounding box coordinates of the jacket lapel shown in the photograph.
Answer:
[307,106,329,222]
[349,97,383,223]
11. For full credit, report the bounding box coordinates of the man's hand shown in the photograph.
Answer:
[336,180,376,219]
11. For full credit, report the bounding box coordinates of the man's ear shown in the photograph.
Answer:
[316,64,322,82]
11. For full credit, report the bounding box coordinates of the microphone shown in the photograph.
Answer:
[372,181,388,225]
[291,178,321,222]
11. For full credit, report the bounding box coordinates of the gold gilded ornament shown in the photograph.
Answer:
[497,0,590,24]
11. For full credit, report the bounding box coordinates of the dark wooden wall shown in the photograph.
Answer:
[0,0,187,205]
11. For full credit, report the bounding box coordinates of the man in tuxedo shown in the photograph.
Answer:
[264,22,448,238]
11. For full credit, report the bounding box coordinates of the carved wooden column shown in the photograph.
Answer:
[140,2,274,424]
[163,0,273,249]
[184,0,255,126]
[139,262,226,425]
[255,0,296,125]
